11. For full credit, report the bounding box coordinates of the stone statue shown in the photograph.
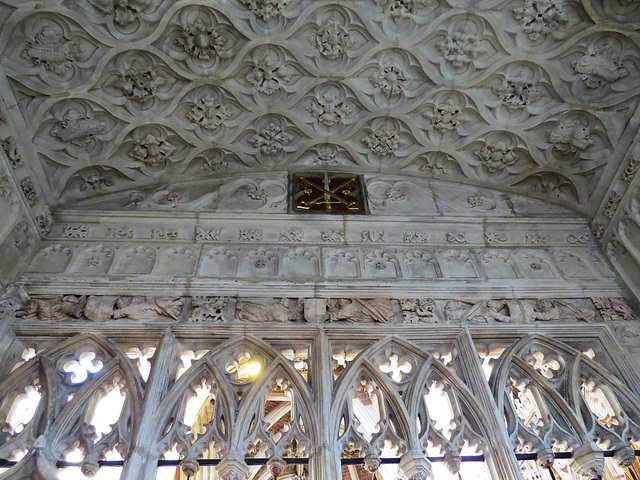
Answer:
[236,298,304,323]
[0,281,30,316]
[20,295,87,321]
[443,299,513,323]
[325,298,396,323]
[113,296,183,322]
[523,299,596,323]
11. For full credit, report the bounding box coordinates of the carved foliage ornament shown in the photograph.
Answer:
[249,123,293,155]
[362,124,400,156]
[370,64,411,97]
[308,17,355,60]
[246,53,294,95]
[512,0,568,41]
[243,0,290,20]
[90,0,152,26]
[186,96,231,131]
[436,28,486,68]
[129,133,176,167]
[115,59,166,103]
[307,92,351,127]
[176,18,227,60]
[474,140,519,172]
[376,0,429,18]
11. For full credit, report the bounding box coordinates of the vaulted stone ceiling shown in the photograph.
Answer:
[0,0,639,217]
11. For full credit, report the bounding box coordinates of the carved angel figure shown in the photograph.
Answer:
[236,298,304,322]
[444,299,513,323]
[19,295,87,321]
[524,299,596,323]
[113,296,183,322]
[326,298,395,323]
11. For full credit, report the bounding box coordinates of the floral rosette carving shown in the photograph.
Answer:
[421,15,503,80]
[504,0,589,51]
[465,131,536,182]
[230,44,308,105]
[155,5,248,76]
[118,125,192,176]
[352,48,433,108]
[295,82,364,134]
[294,143,359,168]
[482,61,557,123]
[370,0,438,36]
[289,5,375,71]
[239,115,305,165]
[414,90,485,144]
[97,50,185,114]
[352,117,417,167]
[173,86,247,141]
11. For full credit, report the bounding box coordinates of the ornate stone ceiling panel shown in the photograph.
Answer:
[0,0,639,216]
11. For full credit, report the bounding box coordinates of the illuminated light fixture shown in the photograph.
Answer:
[226,353,262,382]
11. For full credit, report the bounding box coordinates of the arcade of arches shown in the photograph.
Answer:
[1,1,640,480]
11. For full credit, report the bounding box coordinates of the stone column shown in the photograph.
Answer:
[458,327,524,480]
[121,329,180,480]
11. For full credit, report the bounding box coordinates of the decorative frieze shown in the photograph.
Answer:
[15,295,635,324]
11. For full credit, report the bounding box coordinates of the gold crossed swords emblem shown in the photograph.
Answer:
[296,176,360,211]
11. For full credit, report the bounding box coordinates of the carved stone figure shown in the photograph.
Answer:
[20,295,87,321]
[113,296,183,322]
[51,110,106,146]
[548,121,593,154]
[83,296,182,322]
[572,46,628,88]
[0,282,30,317]
[444,299,513,323]
[523,299,596,322]
[236,298,303,322]
[22,26,80,75]
[326,298,396,323]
